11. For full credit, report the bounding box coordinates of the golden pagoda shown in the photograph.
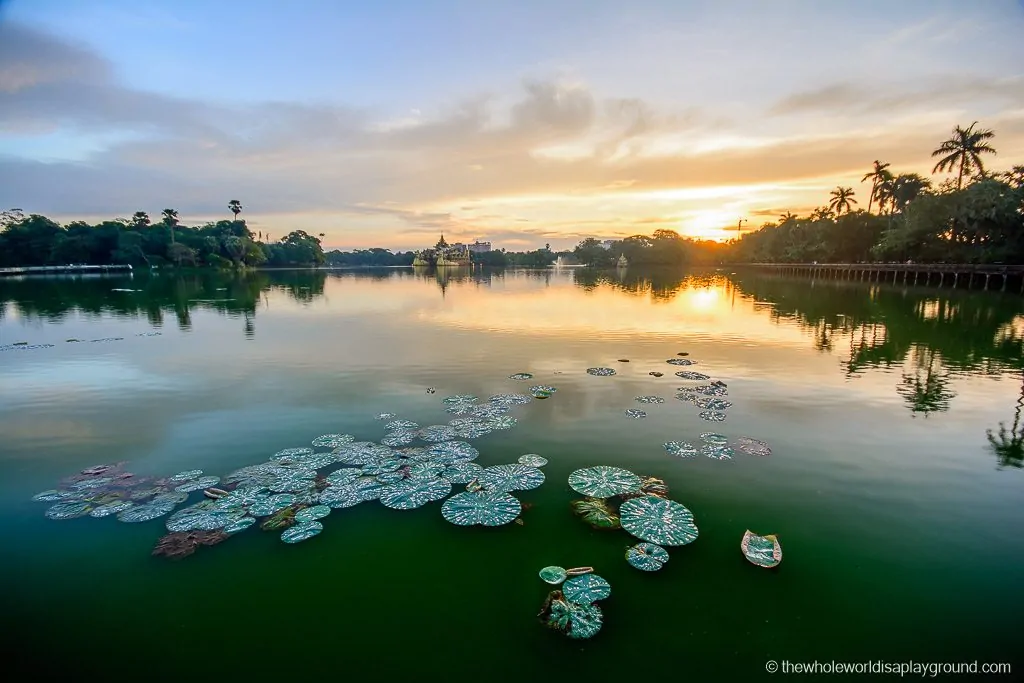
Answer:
[412,234,471,267]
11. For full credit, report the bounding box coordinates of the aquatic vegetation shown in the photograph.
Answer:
[619,496,698,546]
[174,475,221,493]
[441,462,484,484]
[486,416,518,430]
[249,493,299,517]
[325,468,360,487]
[418,425,458,443]
[695,397,732,411]
[624,476,670,501]
[701,444,734,460]
[166,501,244,532]
[568,466,641,498]
[168,469,203,483]
[319,484,368,509]
[381,431,418,447]
[700,432,729,445]
[223,517,256,533]
[260,505,299,530]
[353,476,385,500]
[273,448,314,459]
[376,471,406,484]
[488,393,532,406]
[699,410,727,422]
[441,491,521,526]
[666,358,696,366]
[741,530,782,568]
[517,454,548,467]
[570,498,620,530]
[379,478,452,510]
[312,434,354,448]
[407,462,446,480]
[469,402,511,419]
[626,542,670,571]
[539,566,567,584]
[675,371,710,381]
[426,440,479,464]
[281,521,323,543]
[477,464,545,493]
[45,501,93,520]
[735,437,772,457]
[634,395,665,404]
[624,409,647,419]
[295,505,331,522]
[361,460,402,475]
[562,573,611,603]
[385,420,419,431]
[152,530,229,559]
[450,420,493,439]
[375,413,397,420]
[443,394,478,405]
[529,385,557,397]
[663,441,699,458]
[90,501,135,517]
[586,367,616,376]
[31,490,67,502]
[542,593,604,639]
[509,373,533,380]
[117,500,177,523]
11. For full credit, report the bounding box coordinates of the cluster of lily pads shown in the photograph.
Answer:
[537,566,611,639]
[663,432,772,460]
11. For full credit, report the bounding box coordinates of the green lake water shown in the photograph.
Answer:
[1,267,1021,681]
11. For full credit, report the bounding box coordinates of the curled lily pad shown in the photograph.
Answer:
[90,500,135,517]
[699,410,727,422]
[45,501,92,520]
[376,471,406,484]
[281,521,323,543]
[419,425,457,443]
[518,454,548,467]
[325,468,360,486]
[619,496,698,546]
[695,397,732,411]
[735,437,772,457]
[586,367,616,376]
[385,420,419,431]
[441,491,521,526]
[675,371,710,381]
[664,441,699,458]
[295,505,331,522]
[666,358,696,366]
[32,490,67,502]
[168,469,203,483]
[700,432,729,445]
[485,416,518,430]
[626,542,670,571]
[426,440,479,464]
[539,566,567,584]
[224,516,256,533]
[174,475,221,493]
[509,373,533,380]
[381,431,418,447]
[568,466,641,498]
[117,500,176,523]
[477,464,545,493]
[635,395,665,404]
[562,574,611,604]
[273,448,314,459]
[624,409,647,419]
[319,484,367,509]
[742,530,782,568]
[441,462,483,484]
[312,434,354,448]
[545,597,603,639]
[489,393,532,406]
[379,478,451,510]
[443,394,478,405]
[702,444,734,460]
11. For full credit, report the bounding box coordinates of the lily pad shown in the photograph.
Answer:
[666,358,696,366]
[165,503,243,532]
[619,496,698,546]
[702,444,734,460]
[568,466,641,498]
[485,416,518,430]
[312,434,354,448]
[663,441,699,458]
[117,500,177,523]
[224,516,257,533]
[281,521,323,543]
[385,420,419,431]
[248,493,298,516]
[379,478,452,510]
[441,462,484,484]
[735,437,772,457]
[518,454,548,467]
[699,410,727,422]
[419,425,457,443]
[509,372,533,380]
[470,403,511,419]
[635,395,665,404]
[295,505,331,522]
[273,448,314,459]
[675,371,710,381]
[546,598,603,639]
[443,394,478,405]
[376,471,406,484]
[742,530,782,568]
[319,484,367,509]
[32,490,67,502]
[426,440,479,464]
[375,413,397,420]
[695,397,732,411]
[626,542,670,571]
[489,393,532,406]
[408,461,446,480]
[168,469,204,483]
[539,566,567,584]
[89,500,135,517]
[451,421,493,439]
[529,385,557,395]
[562,573,611,603]
[477,464,545,493]
[381,431,418,447]
[325,468,361,486]
[174,475,221,493]
[586,367,616,376]
[700,432,729,445]
[441,491,521,526]
[624,409,647,419]
[361,460,402,475]
[45,501,92,520]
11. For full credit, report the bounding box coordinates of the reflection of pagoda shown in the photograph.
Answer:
[412,234,471,267]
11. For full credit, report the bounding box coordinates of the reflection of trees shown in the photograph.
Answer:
[896,349,956,416]
[988,374,1023,469]
[571,266,698,301]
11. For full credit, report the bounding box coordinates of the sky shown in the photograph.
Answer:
[1,0,1024,251]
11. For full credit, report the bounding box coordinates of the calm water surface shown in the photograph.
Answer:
[1,267,1022,681]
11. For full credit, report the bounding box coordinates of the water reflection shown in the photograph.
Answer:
[988,377,1024,469]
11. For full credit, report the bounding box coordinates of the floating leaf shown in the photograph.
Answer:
[381,431,418,447]
[312,434,354,448]
[168,469,203,483]
[624,409,647,419]
[489,393,532,406]
[319,484,367,509]
[695,397,732,411]
[518,454,548,467]
[89,501,134,518]
[529,385,557,395]
[735,437,772,457]
[635,395,665,404]
[539,566,567,584]
[568,466,641,497]
[700,432,729,445]
[470,403,511,419]
[666,358,696,366]
[699,410,727,422]
[477,464,544,493]
[361,460,402,475]
[509,373,533,380]
[663,441,699,458]
[562,574,611,603]
[166,502,243,532]
[325,468,360,486]
[619,496,698,546]
[451,421,493,439]
[441,491,521,526]
[419,425,457,443]
[151,491,189,505]
[701,444,734,460]
[281,521,323,543]
[546,598,603,639]
[741,530,782,568]
[485,416,518,430]
[32,490,67,502]
[426,440,479,464]
[334,442,395,465]
[626,542,670,571]
[354,476,384,500]
[443,394,478,405]
[295,505,331,522]
[117,500,176,523]
[570,498,620,529]
[248,493,298,516]
[174,475,221,493]
[375,413,397,420]
[586,367,616,376]
[445,403,477,416]
[675,371,710,381]
[385,420,419,431]
[224,516,256,533]
[45,501,92,520]
[273,448,314,459]
[376,471,406,484]
[214,487,269,509]
[379,478,451,510]
[408,461,446,480]
[441,462,483,484]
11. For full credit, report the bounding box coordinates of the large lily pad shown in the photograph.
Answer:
[666,358,696,366]
[45,501,92,520]
[312,434,354,448]
[89,500,135,517]
[325,468,360,486]
[675,371,710,381]
[451,421,493,439]
[381,431,418,447]
[700,432,729,445]
[223,516,257,533]
[562,573,611,603]
[407,461,446,480]
[379,478,451,510]
[168,469,203,483]
[376,471,406,484]
[529,385,557,397]
[31,490,68,503]
[695,397,732,411]
[295,505,331,522]
[319,484,367,509]
[166,502,243,532]
[273,448,314,459]
[701,443,734,460]
[426,440,479,464]
[568,466,641,498]
[248,493,298,516]
[469,403,511,419]
[518,454,548,467]
[117,500,177,523]
[509,373,533,380]
[441,491,521,526]
[539,566,567,584]
[385,420,419,431]
[174,475,221,493]
[624,409,647,419]
[281,521,323,543]
[735,437,772,457]
[419,425,457,443]
[361,460,402,475]
[477,464,545,493]
[586,367,616,376]
[619,496,698,546]
[443,394,478,405]
[699,410,727,422]
[485,416,518,430]
[546,598,603,639]
[626,542,670,571]
[663,441,699,458]
[489,393,532,406]
[441,462,483,484]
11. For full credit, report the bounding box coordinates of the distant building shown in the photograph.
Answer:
[468,240,492,254]
[412,234,471,267]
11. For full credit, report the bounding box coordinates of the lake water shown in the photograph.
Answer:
[1,267,1021,681]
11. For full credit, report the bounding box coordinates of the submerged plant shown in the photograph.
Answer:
[152,530,229,560]
[539,590,604,640]
[570,498,620,530]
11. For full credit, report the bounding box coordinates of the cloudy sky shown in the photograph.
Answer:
[2,0,1023,250]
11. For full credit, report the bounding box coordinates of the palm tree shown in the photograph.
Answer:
[810,207,834,221]
[228,199,242,221]
[779,211,797,223]
[828,187,857,216]
[874,175,896,215]
[130,211,150,228]
[1000,165,1024,188]
[861,160,891,214]
[931,121,997,190]
[890,174,931,212]
[161,208,179,244]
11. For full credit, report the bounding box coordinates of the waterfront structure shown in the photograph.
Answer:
[468,241,492,254]
[412,235,471,267]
